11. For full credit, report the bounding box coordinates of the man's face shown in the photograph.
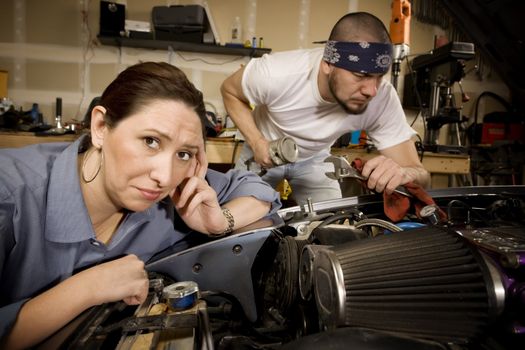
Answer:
[327,66,384,114]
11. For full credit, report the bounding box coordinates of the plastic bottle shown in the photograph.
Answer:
[231,16,242,44]
[31,103,40,124]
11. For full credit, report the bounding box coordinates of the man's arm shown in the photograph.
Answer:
[361,139,430,194]
[220,67,273,168]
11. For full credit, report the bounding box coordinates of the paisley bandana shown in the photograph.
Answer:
[323,40,393,74]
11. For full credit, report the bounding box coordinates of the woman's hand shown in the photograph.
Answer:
[84,254,149,305]
[171,146,229,235]
[2,254,149,349]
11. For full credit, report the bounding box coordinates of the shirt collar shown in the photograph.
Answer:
[45,136,93,243]
[45,135,156,243]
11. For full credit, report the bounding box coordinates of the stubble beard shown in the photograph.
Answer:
[328,75,369,115]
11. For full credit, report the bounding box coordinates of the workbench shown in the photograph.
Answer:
[0,131,470,189]
[0,131,243,165]
[193,142,471,188]
[0,130,78,148]
[331,147,470,189]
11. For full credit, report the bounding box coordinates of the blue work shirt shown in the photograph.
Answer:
[0,136,280,338]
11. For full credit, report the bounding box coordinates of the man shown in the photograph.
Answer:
[221,12,429,204]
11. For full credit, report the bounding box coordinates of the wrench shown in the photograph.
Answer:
[324,155,412,197]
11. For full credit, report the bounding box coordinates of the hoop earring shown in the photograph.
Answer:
[82,147,103,183]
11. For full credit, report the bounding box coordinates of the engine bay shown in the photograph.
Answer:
[39,186,525,349]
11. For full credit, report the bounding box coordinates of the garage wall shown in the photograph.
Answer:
[0,0,509,135]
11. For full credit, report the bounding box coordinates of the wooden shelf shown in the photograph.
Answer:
[97,35,271,57]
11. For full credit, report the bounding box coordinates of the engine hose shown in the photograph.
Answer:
[354,218,403,233]
[394,221,426,230]
[316,209,366,229]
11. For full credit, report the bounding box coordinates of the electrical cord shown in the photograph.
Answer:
[76,0,96,121]
[405,55,428,134]
[175,51,245,65]
[404,55,429,163]
[414,133,425,162]
[470,91,512,145]
[315,209,367,229]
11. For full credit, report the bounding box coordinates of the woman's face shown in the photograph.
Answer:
[100,99,204,212]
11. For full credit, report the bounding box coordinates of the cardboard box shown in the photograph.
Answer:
[0,70,7,98]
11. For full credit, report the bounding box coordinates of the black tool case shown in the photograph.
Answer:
[152,5,206,43]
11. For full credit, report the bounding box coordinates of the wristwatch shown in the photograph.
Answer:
[210,207,235,237]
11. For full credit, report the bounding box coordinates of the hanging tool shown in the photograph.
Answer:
[324,155,412,197]
[389,0,411,90]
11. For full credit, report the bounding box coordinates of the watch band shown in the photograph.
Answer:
[210,207,235,237]
[221,207,235,234]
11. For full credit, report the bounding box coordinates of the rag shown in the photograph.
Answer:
[351,158,447,222]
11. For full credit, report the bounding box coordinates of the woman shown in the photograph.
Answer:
[0,62,280,348]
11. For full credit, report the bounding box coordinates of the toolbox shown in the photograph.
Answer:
[152,5,206,43]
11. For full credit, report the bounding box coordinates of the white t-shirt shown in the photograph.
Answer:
[241,48,416,160]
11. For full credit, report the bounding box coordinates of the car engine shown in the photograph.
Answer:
[38,185,525,350]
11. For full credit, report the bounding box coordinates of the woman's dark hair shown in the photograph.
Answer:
[98,62,207,137]
[329,12,391,44]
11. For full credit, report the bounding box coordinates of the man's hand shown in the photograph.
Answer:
[252,137,273,168]
[361,155,421,195]
[365,139,430,191]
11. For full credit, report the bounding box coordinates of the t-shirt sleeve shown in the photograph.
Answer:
[241,54,278,107]
[365,82,417,150]
[205,168,281,213]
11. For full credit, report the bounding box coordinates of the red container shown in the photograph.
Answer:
[481,122,525,144]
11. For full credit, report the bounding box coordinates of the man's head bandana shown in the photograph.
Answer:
[323,40,393,74]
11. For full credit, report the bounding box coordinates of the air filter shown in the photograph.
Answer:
[312,227,501,343]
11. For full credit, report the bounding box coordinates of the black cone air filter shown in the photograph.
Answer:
[313,227,501,343]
